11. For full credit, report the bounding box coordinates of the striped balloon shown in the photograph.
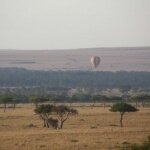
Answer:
[90,56,101,68]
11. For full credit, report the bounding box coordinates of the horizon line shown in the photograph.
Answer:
[0,46,150,51]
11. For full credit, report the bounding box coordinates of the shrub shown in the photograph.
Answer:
[48,117,58,129]
[123,135,150,150]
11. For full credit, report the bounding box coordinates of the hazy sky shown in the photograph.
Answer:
[0,0,150,50]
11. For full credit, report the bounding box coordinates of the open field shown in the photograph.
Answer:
[0,47,150,71]
[0,104,150,150]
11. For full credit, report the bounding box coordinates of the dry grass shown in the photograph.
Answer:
[0,104,150,150]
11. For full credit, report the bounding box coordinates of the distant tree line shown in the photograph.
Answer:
[0,67,150,89]
[1,93,150,112]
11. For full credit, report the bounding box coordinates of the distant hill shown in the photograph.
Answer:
[0,47,150,71]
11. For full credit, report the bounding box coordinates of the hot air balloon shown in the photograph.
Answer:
[90,56,101,68]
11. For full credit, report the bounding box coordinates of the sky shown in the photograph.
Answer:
[0,0,150,50]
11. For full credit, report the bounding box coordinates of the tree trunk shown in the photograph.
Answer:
[4,104,6,112]
[59,120,65,129]
[103,103,105,109]
[60,121,63,129]
[59,116,69,129]
[46,120,49,128]
[43,119,46,127]
[58,113,69,129]
[120,112,124,128]
[135,102,138,108]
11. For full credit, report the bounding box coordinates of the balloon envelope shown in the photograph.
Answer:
[90,56,101,68]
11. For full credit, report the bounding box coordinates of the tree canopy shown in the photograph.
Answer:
[34,104,54,128]
[0,96,13,112]
[110,103,138,127]
[110,102,138,113]
[29,96,48,108]
[34,104,78,129]
[53,105,78,129]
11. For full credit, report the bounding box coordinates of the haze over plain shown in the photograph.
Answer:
[0,1,150,72]
[0,47,150,72]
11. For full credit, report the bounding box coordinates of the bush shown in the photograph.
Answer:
[48,117,58,129]
[123,135,150,150]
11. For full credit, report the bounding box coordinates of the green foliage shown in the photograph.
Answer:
[92,95,101,103]
[70,94,92,103]
[34,104,78,129]
[29,96,48,107]
[34,104,54,128]
[0,96,14,112]
[0,96,13,104]
[110,103,138,127]
[131,94,150,102]
[34,104,54,115]
[123,135,150,150]
[92,95,108,107]
[110,103,138,113]
[50,95,63,105]
[54,105,78,115]
[109,96,122,102]
[0,68,150,89]
[53,105,78,129]
[131,94,150,107]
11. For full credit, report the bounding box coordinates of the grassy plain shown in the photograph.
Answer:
[0,47,150,72]
[0,104,150,150]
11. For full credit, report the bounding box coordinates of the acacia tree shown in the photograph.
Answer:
[29,96,48,108]
[50,95,62,105]
[131,94,150,107]
[53,105,78,129]
[11,97,20,109]
[110,102,138,127]
[92,95,108,108]
[0,96,13,112]
[34,104,54,128]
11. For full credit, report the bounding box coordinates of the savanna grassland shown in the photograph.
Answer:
[0,47,150,72]
[0,104,150,150]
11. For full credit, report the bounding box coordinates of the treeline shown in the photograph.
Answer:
[0,67,150,88]
[1,93,150,110]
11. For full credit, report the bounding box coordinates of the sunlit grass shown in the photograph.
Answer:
[0,104,150,150]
